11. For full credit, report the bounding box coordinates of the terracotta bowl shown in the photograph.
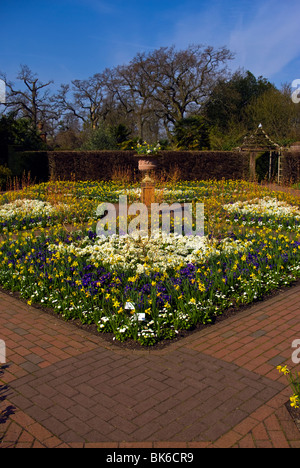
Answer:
[138,159,158,171]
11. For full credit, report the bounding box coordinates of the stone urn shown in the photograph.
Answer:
[134,154,159,179]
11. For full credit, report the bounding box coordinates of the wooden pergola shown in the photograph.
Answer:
[238,125,282,182]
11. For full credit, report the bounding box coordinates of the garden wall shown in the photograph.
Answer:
[47,150,251,181]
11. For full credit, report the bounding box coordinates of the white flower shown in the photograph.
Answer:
[48,232,252,274]
[223,197,300,220]
[0,198,68,220]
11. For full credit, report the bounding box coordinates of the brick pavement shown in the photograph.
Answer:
[0,284,300,448]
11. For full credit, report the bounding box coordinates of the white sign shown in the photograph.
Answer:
[0,79,5,104]
[96,196,204,238]
[291,79,300,104]
[292,339,300,364]
[0,339,6,364]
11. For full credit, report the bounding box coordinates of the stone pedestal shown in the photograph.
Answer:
[141,174,155,206]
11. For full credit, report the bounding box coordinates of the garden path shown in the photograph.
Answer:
[0,280,299,448]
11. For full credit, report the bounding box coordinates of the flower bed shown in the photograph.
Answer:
[0,179,300,346]
[0,198,69,233]
[223,196,300,231]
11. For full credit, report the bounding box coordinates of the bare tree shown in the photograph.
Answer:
[110,45,234,141]
[113,58,158,141]
[53,44,234,143]
[146,45,234,139]
[54,72,117,130]
[0,65,56,131]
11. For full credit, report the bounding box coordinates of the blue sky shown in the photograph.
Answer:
[0,0,299,90]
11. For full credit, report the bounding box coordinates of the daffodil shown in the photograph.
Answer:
[290,395,300,408]
[277,365,290,375]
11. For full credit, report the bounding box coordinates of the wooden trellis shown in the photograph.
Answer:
[238,125,282,182]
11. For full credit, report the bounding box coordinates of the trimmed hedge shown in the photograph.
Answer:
[11,149,299,184]
[282,150,300,184]
[8,148,49,182]
[159,151,250,181]
[48,150,251,181]
[48,150,136,181]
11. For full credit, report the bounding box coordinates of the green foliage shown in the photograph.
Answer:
[157,139,169,150]
[0,114,47,164]
[209,123,246,150]
[81,125,119,150]
[201,70,294,150]
[245,88,300,144]
[119,136,169,152]
[135,141,161,154]
[8,151,48,182]
[109,124,132,145]
[54,128,85,150]
[203,71,274,132]
[173,116,210,150]
[0,165,12,190]
[119,138,139,151]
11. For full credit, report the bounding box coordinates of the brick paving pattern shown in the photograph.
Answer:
[0,283,300,448]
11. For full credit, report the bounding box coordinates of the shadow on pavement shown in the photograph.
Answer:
[0,365,16,427]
